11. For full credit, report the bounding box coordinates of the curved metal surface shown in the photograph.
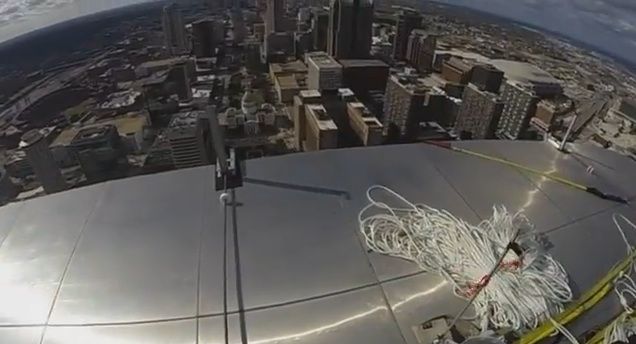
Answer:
[49,168,208,325]
[0,141,631,343]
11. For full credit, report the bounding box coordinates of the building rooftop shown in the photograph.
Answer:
[445,57,474,72]
[306,104,338,130]
[19,129,45,147]
[71,125,117,145]
[435,49,491,64]
[0,141,633,343]
[52,116,147,147]
[269,60,308,76]
[308,54,342,69]
[276,74,301,89]
[338,59,389,68]
[139,57,189,70]
[348,102,382,127]
[392,74,434,95]
[169,111,206,129]
[100,90,141,109]
[300,89,322,98]
[491,59,561,86]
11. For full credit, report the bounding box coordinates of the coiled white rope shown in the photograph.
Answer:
[603,214,636,344]
[358,185,573,333]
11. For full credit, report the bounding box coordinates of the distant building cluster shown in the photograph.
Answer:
[1,0,634,202]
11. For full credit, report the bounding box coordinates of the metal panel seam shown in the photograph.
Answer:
[38,183,111,344]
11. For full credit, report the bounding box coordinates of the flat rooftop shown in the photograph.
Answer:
[169,111,206,128]
[52,116,147,147]
[269,60,308,75]
[308,54,341,68]
[276,74,301,89]
[139,57,189,69]
[306,104,338,131]
[300,89,321,98]
[338,59,389,68]
[435,49,491,64]
[0,141,633,343]
[491,59,561,85]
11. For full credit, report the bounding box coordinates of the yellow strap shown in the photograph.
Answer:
[517,250,636,344]
[455,147,588,191]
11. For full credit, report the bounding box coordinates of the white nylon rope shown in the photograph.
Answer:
[603,214,636,344]
[358,185,573,333]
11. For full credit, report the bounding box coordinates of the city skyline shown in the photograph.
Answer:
[0,0,634,201]
[1,0,636,68]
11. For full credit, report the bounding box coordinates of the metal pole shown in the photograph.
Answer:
[559,113,577,151]
[440,228,521,339]
[207,104,229,173]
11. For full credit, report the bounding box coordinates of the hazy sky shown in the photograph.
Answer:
[0,0,635,64]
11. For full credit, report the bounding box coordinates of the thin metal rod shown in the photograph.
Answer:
[207,105,228,173]
[441,227,522,338]
[222,175,229,344]
[559,113,577,151]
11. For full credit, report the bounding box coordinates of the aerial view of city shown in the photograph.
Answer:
[1,0,636,343]
[0,0,635,200]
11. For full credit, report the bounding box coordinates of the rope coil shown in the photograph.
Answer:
[358,185,573,333]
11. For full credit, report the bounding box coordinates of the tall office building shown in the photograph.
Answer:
[383,74,445,139]
[168,62,193,101]
[312,9,329,51]
[307,52,343,91]
[265,32,294,62]
[192,19,223,58]
[293,90,323,150]
[19,130,67,194]
[471,64,504,93]
[405,30,436,73]
[265,0,285,33]
[162,3,187,55]
[327,0,373,59]
[71,125,128,183]
[393,9,422,61]
[294,31,313,58]
[304,104,338,151]
[166,111,212,169]
[441,57,474,84]
[339,59,389,96]
[454,83,504,139]
[231,10,247,43]
[497,81,540,139]
[347,102,383,145]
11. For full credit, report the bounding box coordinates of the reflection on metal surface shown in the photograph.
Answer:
[0,142,631,343]
[392,280,449,310]
[249,306,386,344]
[42,320,195,344]
[519,166,557,212]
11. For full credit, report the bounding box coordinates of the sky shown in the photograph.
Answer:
[0,0,635,65]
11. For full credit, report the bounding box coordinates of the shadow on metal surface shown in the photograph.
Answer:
[244,178,351,200]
